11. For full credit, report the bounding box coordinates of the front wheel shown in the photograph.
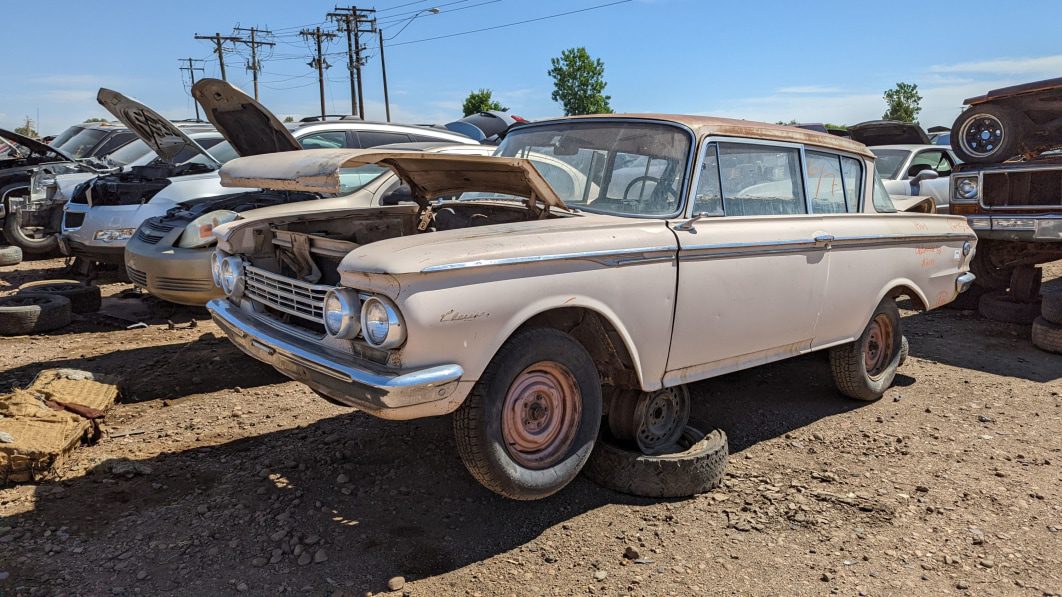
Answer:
[453,327,602,500]
[829,298,903,401]
[2,185,59,255]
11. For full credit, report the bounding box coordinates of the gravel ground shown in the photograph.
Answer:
[1,257,1060,596]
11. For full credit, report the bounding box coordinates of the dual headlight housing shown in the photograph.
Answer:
[953,176,979,203]
[323,288,405,349]
[212,252,244,299]
[94,228,135,242]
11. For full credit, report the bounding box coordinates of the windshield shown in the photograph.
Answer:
[104,139,152,166]
[182,140,239,168]
[338,164,390,195]
[48,125,84,149]
[54,127,110,159]
[471,121,692,216]
[869,149,910,180]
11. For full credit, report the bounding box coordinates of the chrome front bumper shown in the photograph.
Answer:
[956,272,976,294]
[965,214,1062,242]
[207,298,467,420]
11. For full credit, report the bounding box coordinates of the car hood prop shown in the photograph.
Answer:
[96,88,220,167]
[191,78,301,157]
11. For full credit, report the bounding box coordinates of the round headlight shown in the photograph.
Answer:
[360,296,405,349]
[323,288,361,339]
[962,240,972,256]
[211,252,223,287]
[956,178,978,201]
[220,256,244,298]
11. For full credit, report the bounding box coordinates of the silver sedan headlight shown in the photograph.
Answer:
[220,256,244,298]
[360,296,406,349]
[954,176,979,202]
[323,288,361,339]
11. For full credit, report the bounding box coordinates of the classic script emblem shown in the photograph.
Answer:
[440,309,489,323]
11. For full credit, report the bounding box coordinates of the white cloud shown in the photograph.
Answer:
[930,54,1062,76]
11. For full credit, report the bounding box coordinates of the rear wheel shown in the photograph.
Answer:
[829,298,902,401]
[453,328,602,500]
[951,104,1028,164]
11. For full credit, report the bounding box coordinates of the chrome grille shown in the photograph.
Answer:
[244,265,331,323]
[154,276,214,292]
[127,266,148,287]
[135,219,177,245]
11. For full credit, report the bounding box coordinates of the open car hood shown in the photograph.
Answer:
[191,78,300,157]
[0,128,73,161]
[97,88,219,167]
[849,120,930,146]
[219,148,568,210]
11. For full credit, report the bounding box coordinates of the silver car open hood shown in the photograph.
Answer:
[97,88,220,167]
[191,78,301,157]
[219,148,569,210]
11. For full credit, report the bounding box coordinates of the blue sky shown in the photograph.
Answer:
[3,0,1062,135]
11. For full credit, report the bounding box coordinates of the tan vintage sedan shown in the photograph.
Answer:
[207,115,977,500]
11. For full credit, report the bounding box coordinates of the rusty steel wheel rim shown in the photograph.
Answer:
[863,314,895,380]
[501,361,581,470]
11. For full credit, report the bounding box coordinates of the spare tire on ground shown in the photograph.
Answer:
[1042,292,1062,325]
[582,423,728,498]
[0,294,72,335]
[0,245,22,267]
[979,291,1041,324]
[17,280,101,314]
[1031,317,1062,354]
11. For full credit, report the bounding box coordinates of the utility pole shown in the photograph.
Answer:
[233,26,275,100]
[378,28,390,122]
[300,27,337,118]
[329,6,375,119]
[195,32,242,81]
[178,58,206,120]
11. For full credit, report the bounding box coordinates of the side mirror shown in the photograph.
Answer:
[907,163,934,178]
[911,169,940,183]
[379,184,413,206]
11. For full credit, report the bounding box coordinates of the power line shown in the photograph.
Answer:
[194,32,243,80]
[377,0,500,27]
[300,27,338,117]
[386,0,632,47]
[233,26,276,100]
[376,0,429,14]
[178,58,206,120]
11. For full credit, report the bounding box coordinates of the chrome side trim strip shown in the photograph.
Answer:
[679,232,976,260]
[420,245,677,273]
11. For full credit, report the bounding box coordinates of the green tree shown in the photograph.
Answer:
[548,47,612,116]
[462,89,507,117]
[283,116,295,123]
[83,117,108,123]
[883,82,922,123]
[14,116,38,138]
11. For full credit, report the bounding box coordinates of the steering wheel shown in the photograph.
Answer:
[623,175,678,211]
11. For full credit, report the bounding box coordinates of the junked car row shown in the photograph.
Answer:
[8,76,1062,501]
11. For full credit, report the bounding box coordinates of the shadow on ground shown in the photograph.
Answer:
[0,350,871,595]
[0,333,284,401]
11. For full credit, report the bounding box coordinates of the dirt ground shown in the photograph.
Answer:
[1,257,1060,597]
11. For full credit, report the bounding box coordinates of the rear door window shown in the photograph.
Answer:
[356,131,412,147]
[298,131,350,150]
[840,156,863,212]
[806,151,846,214]
[718,143,806,216]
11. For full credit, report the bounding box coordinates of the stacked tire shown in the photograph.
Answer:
[978,266,1042,324]
[1033,292,1062,354]
[0,245,22,267]
[0,280,102,336]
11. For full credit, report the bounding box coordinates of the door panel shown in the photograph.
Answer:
[665,216,830,384]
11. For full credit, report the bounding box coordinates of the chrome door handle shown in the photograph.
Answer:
[814,234,835,247]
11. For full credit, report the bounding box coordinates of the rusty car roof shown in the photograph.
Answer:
[528,113,875,158]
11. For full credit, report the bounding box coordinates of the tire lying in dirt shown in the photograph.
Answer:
[943,285,986,310]
[0,245,22,267]
[950,104,1029,164]
[1031,317,1062,354]
[1042,292,1062,325]
[582,424,728,498]
[18,280,101,314]
[829,298,902,401]
[978,291,1041,325]
[0,294,72,335]
[898,335,910,367]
